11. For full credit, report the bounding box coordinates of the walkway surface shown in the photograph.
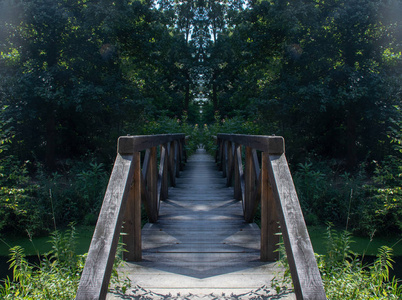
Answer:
[107,149,295,299]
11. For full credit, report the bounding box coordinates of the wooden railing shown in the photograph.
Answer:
[76,134,186,300]
[215,134,327,300]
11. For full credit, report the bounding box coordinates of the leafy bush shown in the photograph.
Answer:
[362,117,402,234]
[34,159,109,230]
[140,112,200,155]
[293,158,369,231]
[319,225,402,299]
[203,111,262,154]
[0,224,130,299]
[0,225,84,299]
[0,112,42,235]
[274,224,402,299]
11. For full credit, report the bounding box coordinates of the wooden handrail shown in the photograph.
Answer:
[216,134,327,300]
[76,134,186,300]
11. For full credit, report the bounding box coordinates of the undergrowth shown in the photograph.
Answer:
[272,224,402,299]
[0,223,129,299]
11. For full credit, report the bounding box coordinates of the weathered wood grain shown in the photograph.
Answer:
[268,154,326,299]
[226,141,234,187]
[245,146,256,222]
[146,147,158,223]
[234,144,241,200]
[160,144,168,201]
[122,152,141,261]
[217,134,285,154]
[117,134,185,154]
[235,146,245,213]
[261,152,279,261]
[76,154,135,300]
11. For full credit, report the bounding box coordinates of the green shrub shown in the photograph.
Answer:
[140,111,200,155]
[274,224,402,299]
[0,225,84,299]
[0,224,130,299]
[203,111,262,154]
[34,159,109,230]
[291,157,378,234]
[0,113,42,235]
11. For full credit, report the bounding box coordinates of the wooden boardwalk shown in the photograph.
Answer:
[107,149,294,299]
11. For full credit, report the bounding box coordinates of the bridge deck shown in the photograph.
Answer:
[107,149,294,299]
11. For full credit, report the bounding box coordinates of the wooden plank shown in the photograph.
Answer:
[146,147,158,223]
[245,146,255,222]
[122,152,142,261]
[170,141,177,186]
[175,141,180,178]
[160,144,168,201]
[118,134,185,154]
[222,141,227,177]
[233,144,241,200]
[252,149,260,180]
[142,244,260,253]
[217,134,285,154]
[226,141,233,187]
[235,146,245,213]
[268,154,326,299]
[76,154,134,300]
[261,152,279,261]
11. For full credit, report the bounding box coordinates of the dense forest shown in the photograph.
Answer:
[0,0,402,298]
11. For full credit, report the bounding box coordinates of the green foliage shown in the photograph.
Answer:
[140,112,200,154]
[203,111,262,154]
[318,225,402,299]
[0,108,41,235]
[0,224,131,299]
[0,116,109,236]
[0,225,84,299]
[293,158,370,231]
[33,158,109,230]
[274,224,402,299]
[363,115,402,234]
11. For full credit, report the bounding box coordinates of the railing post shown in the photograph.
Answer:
[123,152,142,261]
[169,141,177,186]
[245,146,256,223]
[234,144,241,200]
[161,144,169,201]
[183,137,188,163]
[174,140,180,179]
[261,152,280,261]
[218,138,223,171]
[215,137,219,163]
[147,146,158,223]
[226,141,233,186]
[222,141,227,177]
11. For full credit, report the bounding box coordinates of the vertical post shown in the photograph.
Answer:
[147,146,158,223]
[123,152,142,261]
[261,152,280,261]
[161,144,168,201]
[226,141,233,186]
[218,138,223,171]
[215,138,219,163]
[222,141,227,177]
[245,146,256,222]
[183,137,188,163]
[169,141,177,186]
[175,140,180,178]
[234,144,241,200]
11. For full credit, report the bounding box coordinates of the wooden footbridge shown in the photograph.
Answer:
[76,134,327,300]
